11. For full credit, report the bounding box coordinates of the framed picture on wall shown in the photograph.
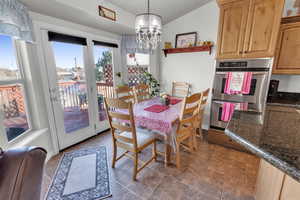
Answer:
[99,6,116,21]
[175,32,197,48]
[283,0,300,17]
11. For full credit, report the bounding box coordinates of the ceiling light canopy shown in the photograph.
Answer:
[135,0,162,51]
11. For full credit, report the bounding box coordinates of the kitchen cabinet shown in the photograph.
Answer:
[255,159,285,200]
[216,0,249,59]
[217,0,284,59]
[273,22,300,74]
[255,159,300,200]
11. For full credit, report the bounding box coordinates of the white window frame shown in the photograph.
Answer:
[0,37,33,147]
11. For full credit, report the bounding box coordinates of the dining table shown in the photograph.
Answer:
[127,96,183,165]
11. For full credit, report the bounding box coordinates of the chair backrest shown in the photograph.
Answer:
[104,98,138,148]
[133,83,151,103]
[177,93,202,132]
[172,82,190,98]
[198,88,210,114]
[195,89,210,128]
[115,86,135,103]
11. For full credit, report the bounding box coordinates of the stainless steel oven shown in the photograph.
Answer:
[210,58,273,130]
[213,71,269,109]
[210,100,261,130]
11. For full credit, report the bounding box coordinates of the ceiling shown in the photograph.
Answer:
[108,0,212,24]
[21,0,134,35]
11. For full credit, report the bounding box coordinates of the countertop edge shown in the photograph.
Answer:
[225,129,300,183]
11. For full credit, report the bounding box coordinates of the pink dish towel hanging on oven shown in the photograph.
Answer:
[224,72,253,95]
[221,102,235,122]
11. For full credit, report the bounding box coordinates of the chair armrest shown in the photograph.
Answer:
[0,147,47,200]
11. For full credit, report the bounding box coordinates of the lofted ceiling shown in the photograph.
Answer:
[108,0,213,24]
[21,0,135,35]
[21,0,213,35]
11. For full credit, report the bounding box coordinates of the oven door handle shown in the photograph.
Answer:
[215,72,267,75]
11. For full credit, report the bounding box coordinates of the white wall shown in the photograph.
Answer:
[160,1,219,129]
[271,75,300,93]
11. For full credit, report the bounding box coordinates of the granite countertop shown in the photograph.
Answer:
[225,104,300,183]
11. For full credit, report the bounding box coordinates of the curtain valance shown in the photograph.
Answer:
[0,0,34,42]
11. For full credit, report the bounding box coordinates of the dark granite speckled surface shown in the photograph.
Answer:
[225,104,300,183]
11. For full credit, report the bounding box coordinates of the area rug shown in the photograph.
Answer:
[45,146,112,200]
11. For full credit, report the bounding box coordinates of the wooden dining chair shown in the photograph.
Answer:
[175,93,202,168]
[115,85,135,103]
[195,89,210,139]
[104,97,157,180]
[133,83,151,103]
[172,82,190,97]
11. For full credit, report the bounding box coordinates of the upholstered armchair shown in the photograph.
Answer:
[0,147,47,200]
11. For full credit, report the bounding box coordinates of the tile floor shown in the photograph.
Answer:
[42,131,260,200]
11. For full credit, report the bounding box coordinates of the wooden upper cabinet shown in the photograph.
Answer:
[217,0,284,59]
[273,22,300,74]
[243,0,285,58]
[216,0,249,59]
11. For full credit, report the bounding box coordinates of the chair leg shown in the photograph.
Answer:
[176,143,181,168]
[153,140,157,161]
[112,141,117,168]
[133,152,139,181]
[189,135,195,152]
[193,132,198,151]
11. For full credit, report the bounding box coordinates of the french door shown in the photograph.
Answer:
[41,30,113,150]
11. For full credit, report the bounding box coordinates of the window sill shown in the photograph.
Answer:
[7,128,49,149]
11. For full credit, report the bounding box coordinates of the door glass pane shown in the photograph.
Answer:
[1,84,30,141]
[52,42,89,133]
[94,46,113,122]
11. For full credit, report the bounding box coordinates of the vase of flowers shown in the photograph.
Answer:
[160,93,170,106]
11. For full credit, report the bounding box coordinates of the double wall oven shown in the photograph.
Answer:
[210,59,273,130]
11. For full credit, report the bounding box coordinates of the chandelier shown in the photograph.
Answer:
[135,0,162,51]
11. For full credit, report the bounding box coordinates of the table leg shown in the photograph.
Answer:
[164,143,172,166]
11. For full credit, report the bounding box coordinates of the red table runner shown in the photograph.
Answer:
[144,104,169,113]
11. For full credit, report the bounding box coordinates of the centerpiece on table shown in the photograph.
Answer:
[160,93,171,106]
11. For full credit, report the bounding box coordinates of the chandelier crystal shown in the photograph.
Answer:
[135,0,162,51]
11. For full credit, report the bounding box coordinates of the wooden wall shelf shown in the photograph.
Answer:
[163,45,213,57]
[281,15,300,24]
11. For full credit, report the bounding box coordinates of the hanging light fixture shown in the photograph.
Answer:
[135,0,162,51]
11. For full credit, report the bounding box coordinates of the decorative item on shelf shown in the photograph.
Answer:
[203,40,213,46]
[197,41,204,46]
[164,42,173,49]
[284,0,300,17]
[99,6,116,21]
[175,32,197,48]
[160,93,170,106]
[135,0,162,51]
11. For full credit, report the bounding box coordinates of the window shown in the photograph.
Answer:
[0,35,31,142]
[126,53,149,86]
